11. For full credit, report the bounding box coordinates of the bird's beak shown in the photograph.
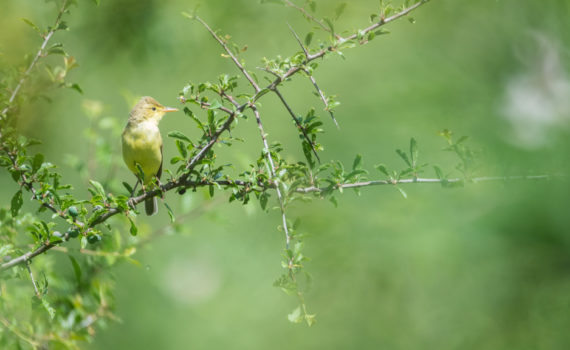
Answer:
[163,107,178,113]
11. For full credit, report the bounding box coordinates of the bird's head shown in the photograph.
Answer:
[129,96,178,123]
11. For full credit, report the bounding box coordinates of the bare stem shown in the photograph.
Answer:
[252,106,291,249]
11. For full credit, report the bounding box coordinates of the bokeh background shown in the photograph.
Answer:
[2,0,570,349]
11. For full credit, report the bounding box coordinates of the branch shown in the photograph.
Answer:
[272,88,321,163]
[2,1,434,271]
[0,173,559,272]
[252,105,292,249]
[0,0,68,118]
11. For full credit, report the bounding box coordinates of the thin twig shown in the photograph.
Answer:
[303,69,339,128]
[273,88,321,163]
[252,106,291,249]
[194,16,260,93]
[287,23,309,58]
[26,262,41,298]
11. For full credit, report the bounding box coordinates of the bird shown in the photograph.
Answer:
[122,96,178,215]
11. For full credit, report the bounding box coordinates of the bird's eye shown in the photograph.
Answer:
[151,107,157,111]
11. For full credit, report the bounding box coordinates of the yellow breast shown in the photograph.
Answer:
[122,120,162,184]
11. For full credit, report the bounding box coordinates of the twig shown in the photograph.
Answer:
[272,88,321,163]
[252,106,291,249]
[26,262,41,298]
[303,69,339,128]
[287,23,309,58]
[194,16,260,93]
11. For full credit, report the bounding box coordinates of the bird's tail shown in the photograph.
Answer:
[145,196,158,216]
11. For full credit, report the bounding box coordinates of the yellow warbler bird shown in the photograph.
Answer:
[122,96,178,215]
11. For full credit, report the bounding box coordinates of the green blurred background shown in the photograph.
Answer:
[2,0,570,349]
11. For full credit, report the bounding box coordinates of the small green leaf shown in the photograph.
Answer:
[209,185,214,198]
[334,2,347,20]
[395,186,407,199]
[128,217,138,236]
[396,149,411,167]
[209,99,223,110]
[352,154,362,170]
[375,164,389,176]
[56,21,68,30]
[410,137,418,166]
[89,180,106,197]
[176,140,188,158]
[21,18,41,34]
[42,298,56,320]
[163,202,175,223]
[168,131,193,144]
[32,153,44,173]
[122,181,134,194]
[10,190,23,217]
[304,32,314,46]
[69,83,83,94]
[260,192,268,210]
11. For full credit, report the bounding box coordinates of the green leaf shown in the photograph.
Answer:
[56,21,68,31]
[323,17,335,35]
[176,140,188,158]
[89,180,106,197]
[375,164,389,176]
[68,256,82,286]
[334,2,347,20]
[21,18,41,34]
[128,217,138,236]
[395,186,407,199]
[209,99,223,110]
[352,154,362,170]
[260,192,268,210]
[410,137,418,167]
[163,202,175,223]
[396,149,411,167]
[69,83,83,94]
[122,181,134,194]
[32,153,44,173]
[209,185,214,198]
[168,131,193,144]
[91,0,100,5]
[10,190,23,217]
[42,298,56,320]
[304,32,314,46]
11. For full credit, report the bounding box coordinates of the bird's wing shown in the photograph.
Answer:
[157,143,163,180]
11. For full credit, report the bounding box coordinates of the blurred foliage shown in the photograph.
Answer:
[0,0,569,349]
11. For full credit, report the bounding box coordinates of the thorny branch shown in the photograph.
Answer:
[1,0,436,271]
